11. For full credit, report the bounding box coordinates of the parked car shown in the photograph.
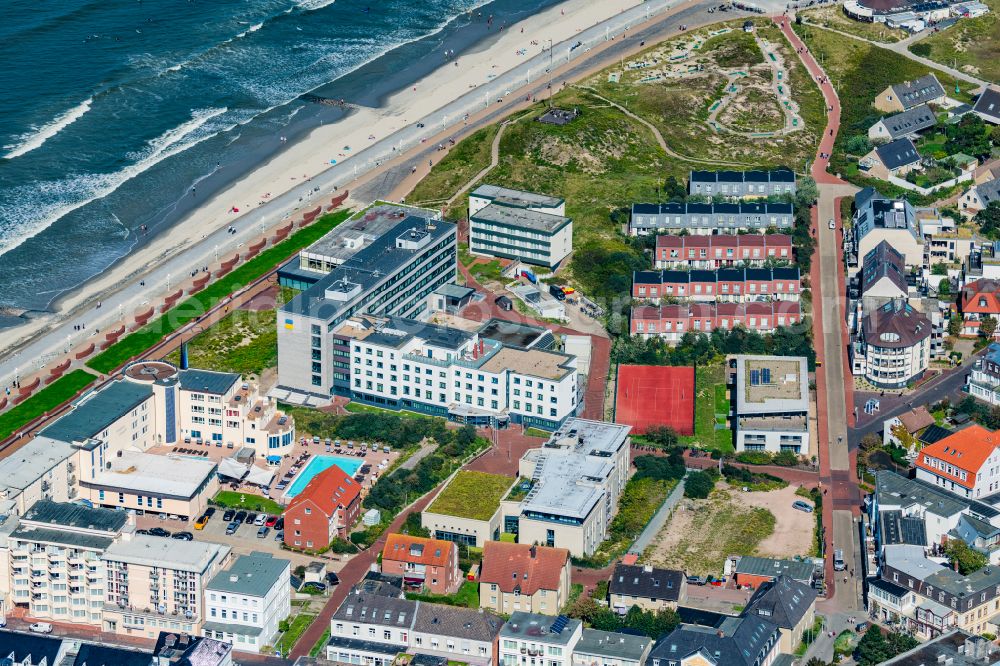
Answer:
[275,518,284,531]
[194,515,209,530]
[204,507,216,518]
[325,572,340,586]
[29,623,53,634]
[257,526,270,538]
[222,510,235,522]
[245,512,258,524]
[136,529,151,535]
[226,521,241,536]
[148,527,171,538]
[275,530,284,542]
[828,219,835,230]
[686,576,707,586]
[792,500,814,513]
[833,548,847,571]
[233,511,247,523]
[171,531,194,541]
[548,284,566,301]
[301,582,327,594]
[254,513,267,526]
[265,515,278,527]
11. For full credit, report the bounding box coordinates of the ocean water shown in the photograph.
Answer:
[0,0,559,314]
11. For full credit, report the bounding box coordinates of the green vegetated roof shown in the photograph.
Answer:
[428,471,513,521]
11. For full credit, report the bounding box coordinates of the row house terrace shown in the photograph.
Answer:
[630,302,803,342]
[632,268,801,303]
[653,234,793,269]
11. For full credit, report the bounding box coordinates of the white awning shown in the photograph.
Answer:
[246,466,275,487]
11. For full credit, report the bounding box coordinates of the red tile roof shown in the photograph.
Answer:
[479,542,569,595]
[382,534,456,568]
[961,279,1000,315]
[285,464,360,517]
[916,424,1000,490]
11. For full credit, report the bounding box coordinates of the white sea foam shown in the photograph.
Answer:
[296,0,336,11]
[0,107,228,256]
[3,98,93,160]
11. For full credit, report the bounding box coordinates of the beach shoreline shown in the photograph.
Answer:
[0,0,674,380]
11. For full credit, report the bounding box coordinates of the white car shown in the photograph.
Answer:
[828,219,836,230]
[254,513,267,526]
[29,622,52,634]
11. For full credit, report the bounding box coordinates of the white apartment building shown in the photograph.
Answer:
[731,355,811,456]
[342,316,578,431]
[469,185,572,270]
[328,592,415,665]
[204,552,291,654]
[853,299,931,389]
[7,501,127,627]
[512,420,632,557]
[499,612,582,666]
[102,534,231,639]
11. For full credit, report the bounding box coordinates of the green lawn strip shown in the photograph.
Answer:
[87,210,351,375]
[308,628,331,658]
[275,612,318,657]
[210,490,283,515]
[0,369,97,441]
[427,471,513,521]
[406,581,480,608]
[911,0,1000,84]
[679,364,733,454]
[409,124,502,210]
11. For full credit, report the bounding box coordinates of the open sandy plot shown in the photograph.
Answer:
[644,483,813,576]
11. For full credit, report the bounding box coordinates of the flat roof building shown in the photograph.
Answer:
[573,629,652,666]
[469,185,572,269]
[629,201,794,236]
[276,215,458,401]
[499,612,583,666]
[688,168,796,198]
[731,355,810,456]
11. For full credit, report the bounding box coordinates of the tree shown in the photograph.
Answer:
[855,626,891,666]
[945,115,992,159]
[938,277,951,296]
[844,134,873,156]
[948,313,962,337]
[794,176,819,208]
[644,425,679,449]
[684,471,715,499]
[981,316,998,340]
[943,538,988,575]
[663,175,686,200]
[890,422,919,452]
[860,433,882,451]
[977,201,1000,240]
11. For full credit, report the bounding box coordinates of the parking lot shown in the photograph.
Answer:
[134,509,345,571]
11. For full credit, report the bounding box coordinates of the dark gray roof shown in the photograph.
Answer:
[689,168,796,185]
[478,318,548,349]
[881,629,997,665]
[976,179,1000,207]
[974,87,1000,122]
[283,217,455,320]
[863,299,931,348]
[633,267,800,286]
[875,137,921,170]
[412,603,504,642]
[40,380,152,443]
[0,631,64,665]
[891,74,945,109]
[920,424,954,445]
[207,552,289,598]
[861,241,908,296]
[152,632,232,666]
[875,470,969,517]
[365,317,472,350]
[734,556,814,582]
[879,510,927,546]
[575,629,651,661]
[609,564,684,602]
[356,571,405,598]
[676,606,730,628]
[744,576,817,630]
[177,368,239,395]
[333,592,416,628]
[11,525,117,551]
[326,636,402,656]
[22,499,128,533]
[959,513,1000,539]
[649,615,780,666]
[868,577,910,598]
[879,104,937,139]
[73,643,154,666]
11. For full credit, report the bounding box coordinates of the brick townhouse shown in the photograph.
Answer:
[630,302,802,340]
[632,267,800,302]
[653,234,793,269]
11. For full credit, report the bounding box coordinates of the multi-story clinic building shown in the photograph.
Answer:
[336,315,579,431]
[276,215,457,400]
[468,185,573,270]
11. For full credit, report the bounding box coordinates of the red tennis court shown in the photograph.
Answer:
[615,365,695,435]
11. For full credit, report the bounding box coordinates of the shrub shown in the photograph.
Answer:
[684,471,715,499]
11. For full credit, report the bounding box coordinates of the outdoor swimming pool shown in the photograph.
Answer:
[284,455,365,498]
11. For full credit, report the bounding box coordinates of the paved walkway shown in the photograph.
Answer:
[629,476,686,555]
[777,16,864,615]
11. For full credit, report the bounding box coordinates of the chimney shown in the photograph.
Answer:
[717,630,725,638]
